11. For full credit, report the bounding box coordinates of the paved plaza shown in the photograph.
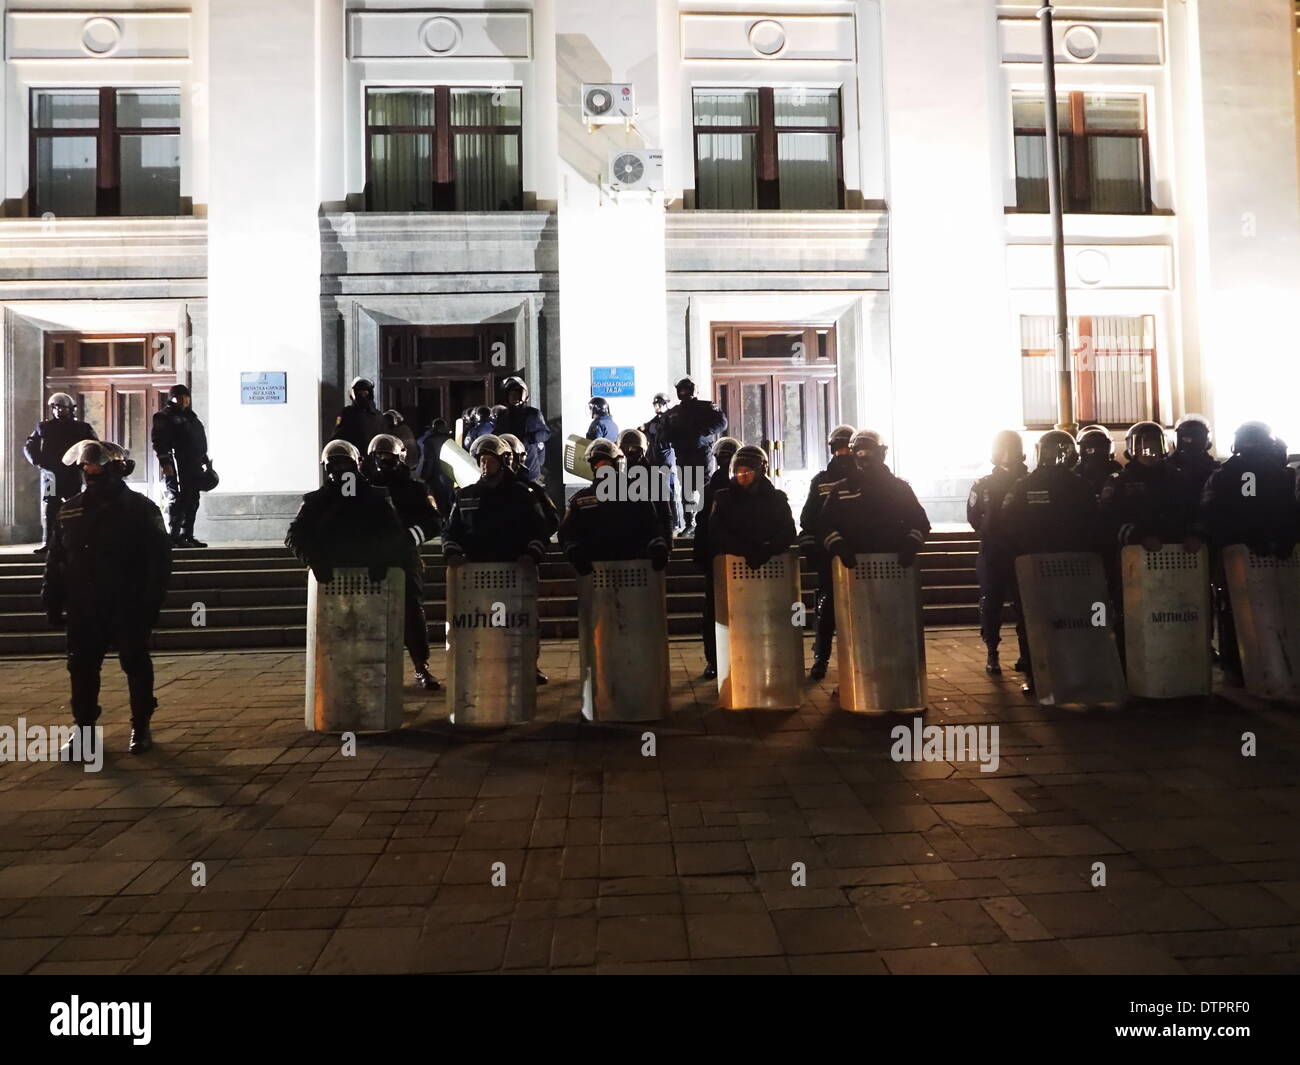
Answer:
[1,631,1298,975]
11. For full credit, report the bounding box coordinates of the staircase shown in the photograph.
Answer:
[0,531,979,654]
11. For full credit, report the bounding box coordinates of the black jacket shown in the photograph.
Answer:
[1169,450,1220,493]
[441,473,551,564]
[1001,467,1099,555]
[559,488,666,565]
[519,476,561,541]
[692,466,732,572]
[1098,461,1201,546]
[708,478,797,564]
[43,479,172,625]
[585,414,619,441]
[819,462,931,557]
[966,463,1028,556]
[152,403,208,472]
[285,480,417,579]
[799,454,858,564]
[330,402,387,457]
[1201,454,1299,555]
[363,463,441,547]
[667,397,728,464]
[642,412,676,468]
[493,403,551,482]
[24,417,97,498]
[1078,457,1123,499]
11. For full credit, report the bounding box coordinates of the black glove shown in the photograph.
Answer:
[368,564,388,583]
[444,552,465,569]
[835,544,856,570]
[311,563,334,583]
[570,551,593,577]
[898,542,919,568]
[744,552,769,570]
[46,606,64,628]
[649,543,669,571]
[1275,540,1296,561]
[1248,541,1271,559]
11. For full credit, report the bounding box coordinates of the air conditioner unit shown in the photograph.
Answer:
[609,148,664,192]
[582,83,635,124]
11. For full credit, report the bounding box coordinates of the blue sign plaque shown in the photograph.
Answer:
[590,366,635,397]
[240,372,287,405]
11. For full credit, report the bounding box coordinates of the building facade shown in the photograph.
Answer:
[1,0,1298,542]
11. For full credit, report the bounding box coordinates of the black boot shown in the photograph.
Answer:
[413,664,441,691]
[701,662,717,680]
[809,657,828,681]
[128,723,152,754]
[985,649,1001,675]
[535,667,549,685]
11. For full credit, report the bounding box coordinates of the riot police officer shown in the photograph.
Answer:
[560,439,669,577]
[800,424,857,680]
[442,434,551,568]
[364,434,442,691]
[642,391,680,531]
[666,377,728,536]
[692,437,741,680]
[1201,421,1300,684]
[619,427,674,544]
[151,383,213,547]
[1001,431,1099,555]
[708,445,798,570]
[586,397,619,441]
[24,393,97,555]
[1169,414,1219,490]
[43,441,172,757]
[463,406,495,448]
[382,410,421,472]
[286,440,418,585]
[1077,425,1122,498]
[331,377,387,456]
[819,430,931,572]
[1100,422,1202,552]
[967,430,1029,675]
[415,418,456,518]
[493,377,550,482]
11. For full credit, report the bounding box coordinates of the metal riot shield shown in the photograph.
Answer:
[306,566,405,732]
[564,435,595,481]
[1014,552,1127,708]
[578,559,670,722]
[833,554,927,713]
[446,560,539,726]
[1122,544,1212,699]
[1222,544,1300,702]
[440,439,480,489]
[713,550,803,710]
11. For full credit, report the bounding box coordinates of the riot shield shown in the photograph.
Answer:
[440,439,480,489]
[446,560,539,726]
[1122,544,1212,699]
[1222,544,1300,702]
[833,554,927,713]
[578,559,670,722]
[564,435,595,481]
[1015,552,1127,707]
[306,566,405,732]
[713,550,803,710]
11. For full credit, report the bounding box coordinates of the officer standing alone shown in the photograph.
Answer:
[967,430,1030,675]
[151,383,213,548]
[585,397,619,442]
[666,377,728,536]
[331,377,388,456]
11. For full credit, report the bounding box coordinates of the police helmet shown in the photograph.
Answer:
[828,424,855,453]
[1077,426,1112,459]
[320,440,361,467]
[850,430,888,465]
[48,392,75,412]
[1174,414,1212,453]
[470,434,511,461]
[618,428,649,459]
[587,439,622,468]
[491,404,507,421]
[1124,421,1168,462]
[383,409,404,426]
[711,436,742,468]
[653,391,672,409]
[167,383,191,403]
[675,376,696,397]
[501,376,528,402]
[1035,429,1078,469]
[730,444,769,479]
[63,440,127,469]
[991,429,1025,467]
[367,433,407,462]
[497,432,526,457]
[589,396,610,417]
[474,405,492,425]
[348,377,374,402]
[1232,421,1274,457]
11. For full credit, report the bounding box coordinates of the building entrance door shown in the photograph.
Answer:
[43,331,178,493]
[711,322,839,503]
[377,323,519,437]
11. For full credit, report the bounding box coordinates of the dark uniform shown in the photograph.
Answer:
[1079,456,1123,499]
[585,412,619,442]
[24,412,97,550]
[559,488,668,572]
[967,460,1029,667]
[667,392,728,531]
[151,389,211,545]
[1099,462,1201,549]
[1169,449,1219,493]
[441,474,551,565]
[493,380,551,483]
[331,390,387,456]
[800,453,858,671]
[43,476,172,735]
[692,443,740,674]
[285,479,417,583]
[709,479,797,566]
[642,404,680,530]
[820,463,931,565]
[364,459,442,675]
[1001,468,1099,555]
[415,423,456,518]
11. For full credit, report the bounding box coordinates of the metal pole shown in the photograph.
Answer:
[1038,2,1075,433]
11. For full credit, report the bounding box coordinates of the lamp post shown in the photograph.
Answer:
[1038,1,1075,433]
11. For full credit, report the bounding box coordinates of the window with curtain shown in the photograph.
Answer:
[1013,91,1149,214]
[693,87,842,209]
[30,87,181,217]
[1020,314,1158,427]
[365,86,522,211]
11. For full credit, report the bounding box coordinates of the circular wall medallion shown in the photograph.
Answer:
[748,19,787,58]
[419,16,462,56]
[1063,24,1101,63]
[81,16,123,58]
[1074,248,1111,287]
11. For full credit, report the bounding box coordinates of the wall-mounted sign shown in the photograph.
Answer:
[240,371,287,405]
[591,366,635,397]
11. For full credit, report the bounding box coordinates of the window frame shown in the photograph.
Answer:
[363,84,524,212]
[691,86,845,210]
[28,86,181,218]
[1012,89,1152,215]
